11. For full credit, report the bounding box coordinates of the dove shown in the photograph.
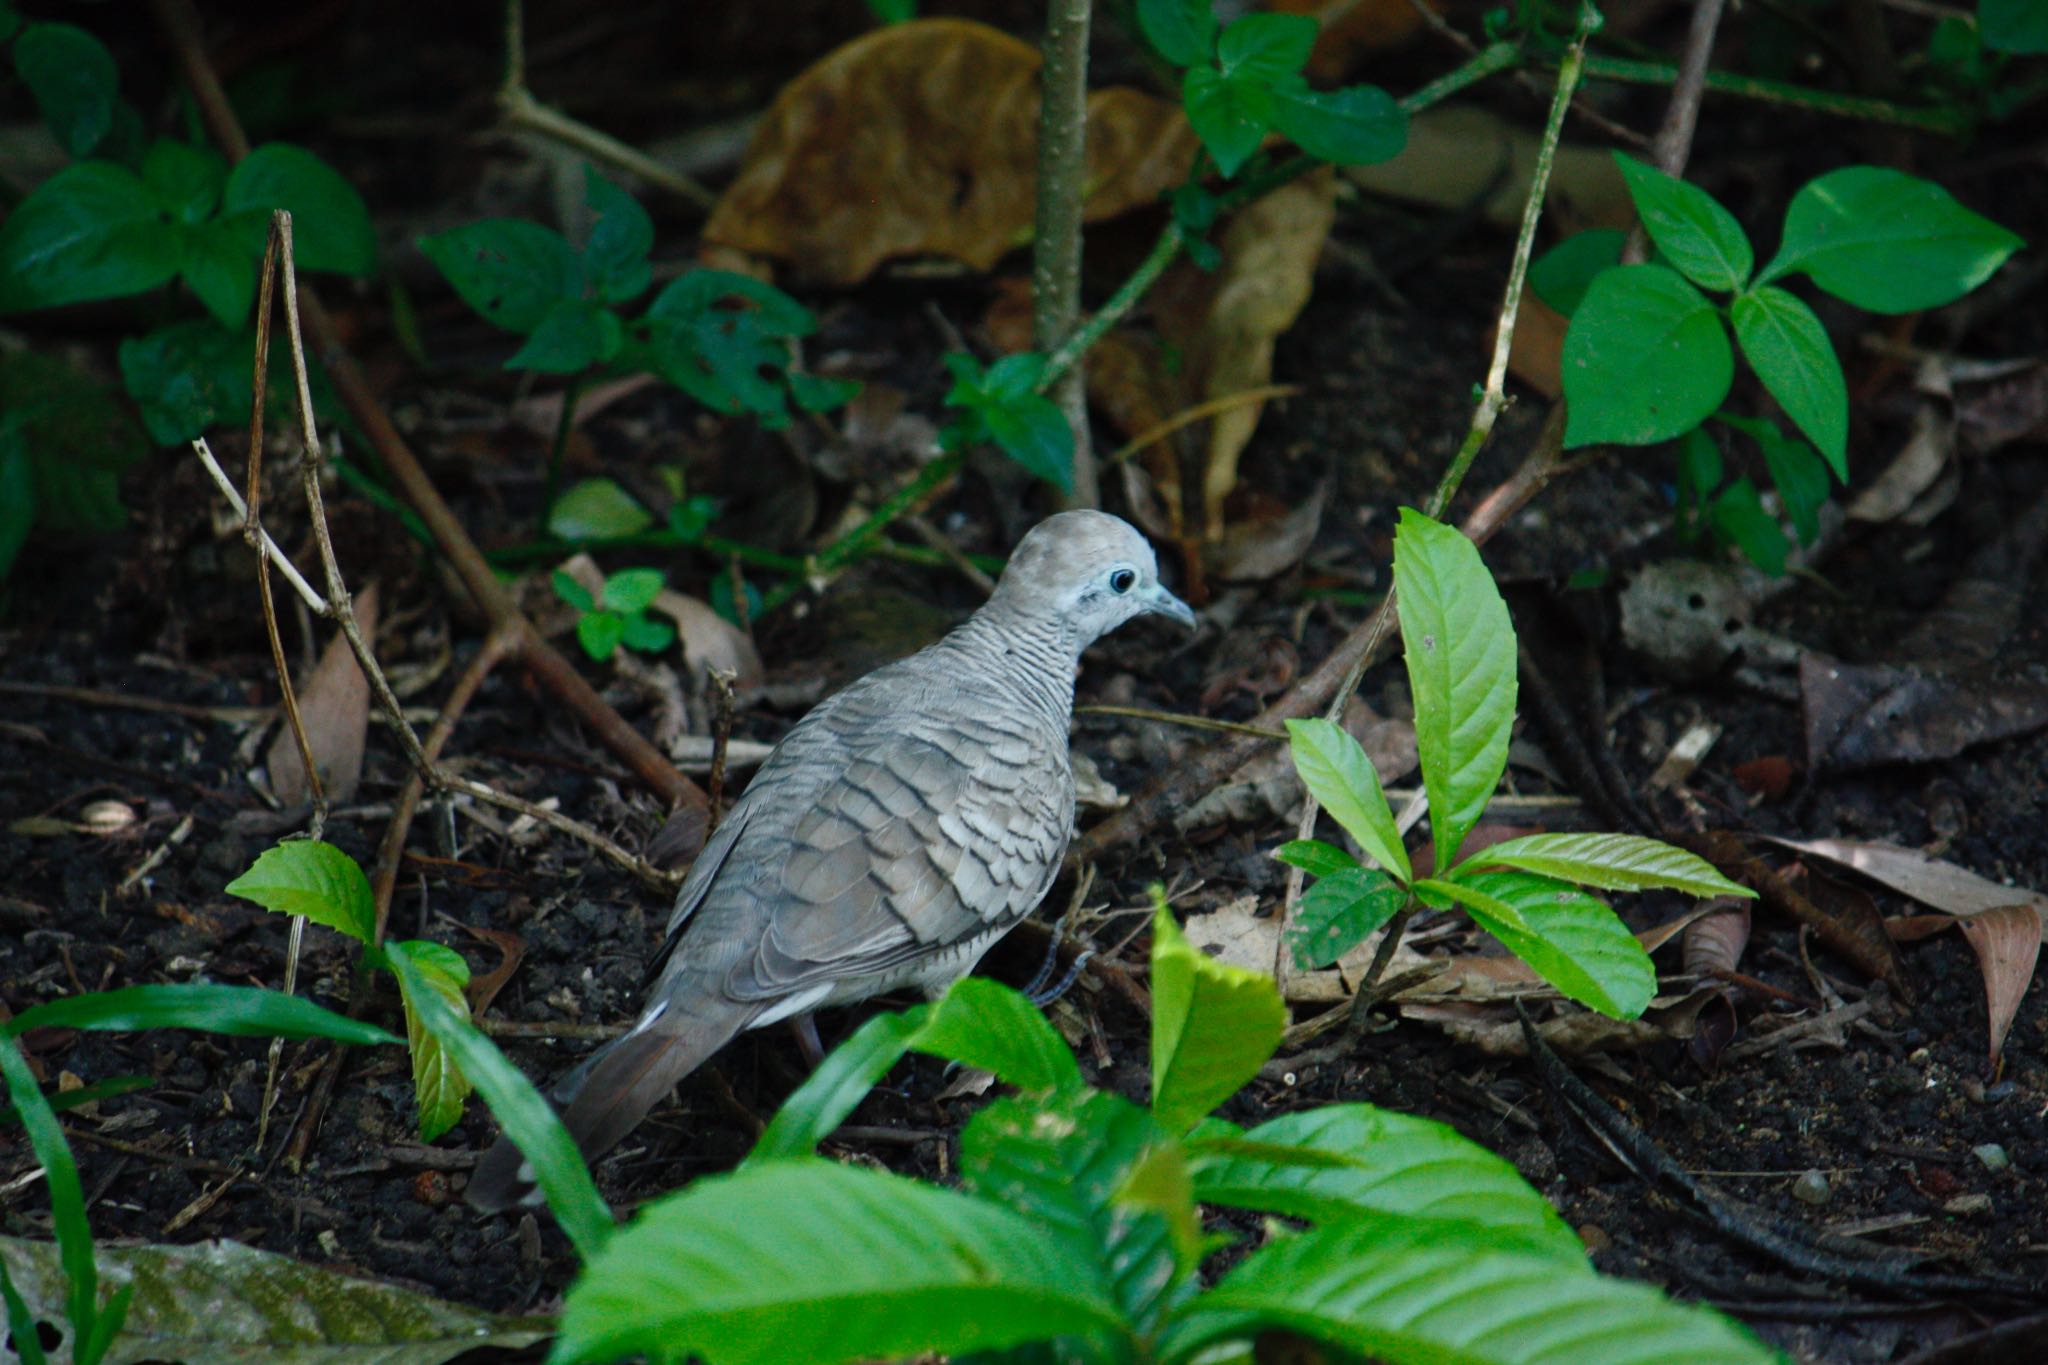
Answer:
[469,510,1195,1210]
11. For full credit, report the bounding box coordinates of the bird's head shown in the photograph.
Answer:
[988,510,1197,649]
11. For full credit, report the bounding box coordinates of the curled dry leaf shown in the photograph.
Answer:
[267,581,378,807]
[703,18,1198,285]
[1955,905,2041,1068]
[1847,403,1954,525]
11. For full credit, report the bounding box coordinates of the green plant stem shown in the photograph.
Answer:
[756,453,966,616]
[1575,54,1970,136]
[543,374,585,517]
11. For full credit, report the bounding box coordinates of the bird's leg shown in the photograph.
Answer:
[789,1013,825,1068]
[1020,908,1076,999]
[1027,949,1092,1008]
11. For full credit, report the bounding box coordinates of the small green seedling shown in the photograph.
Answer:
[1279,509,1755,1016]
[551,566,675,661]
[939,351,1077,493]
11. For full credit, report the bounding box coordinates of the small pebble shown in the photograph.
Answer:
[1792,1170,1832,1205]
[1944,1193,1992,1217]
[1973,1143,2010,1173]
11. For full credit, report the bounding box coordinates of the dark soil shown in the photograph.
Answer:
[4,3,2048,1363]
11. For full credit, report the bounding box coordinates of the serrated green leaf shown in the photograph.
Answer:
[1392,509,1516,872]
[1454,832,1754,898]
[226,839,377,943]
[1530,229,1626,318]
[1562,264,1733,448]
[1421,872,1656,1019]
[1136,0,1216,67]
[577,609,627,660]
[1759,167,2022,313]
[1216,12,1315,82]
[1290,868,1406,969]
[419,219,580,333]
[506,299,620,373]
[1267,80,1405,167]
[1731,286,1847,478]
[547,477,653,539]
[14,23,118,158]
[1284,718,1411,882]
[1271,839,1358,879]
[985,392,1075,492]
[1183,68,1272,178]
[388,938,473,1141]
[1710,476,1788,575]
[0,161,180,312]
[582,168,653,304]
[223,144,376,276]
[601,567,665,614]
[1151,902,1286,1134]
[554,1160,1127,1365]
[1613,154,1754,292]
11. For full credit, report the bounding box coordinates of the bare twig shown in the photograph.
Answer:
[1033,0,1098,508]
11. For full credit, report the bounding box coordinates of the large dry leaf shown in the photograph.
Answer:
[267,582,378,806]
[1346,105,1633,234]
[704,18,1198,284]
[1955,904,2043,1068]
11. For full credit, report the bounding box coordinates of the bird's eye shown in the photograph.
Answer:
[1110,568,1137,594]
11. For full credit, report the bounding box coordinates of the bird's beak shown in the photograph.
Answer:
[1146,583,1198,629]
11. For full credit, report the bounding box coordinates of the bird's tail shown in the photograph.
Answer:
[466,991,758,1213]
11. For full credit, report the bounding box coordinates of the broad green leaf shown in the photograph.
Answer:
[1731,286,1847,478]
[418,219,580,333]
[381,940,614,1258]
[1562,264,1733,447]
[1150,902,1286,1134]
[554,1159,1127,1365]
[1675,425,1723,538]
[1136,0,1216,67]
[1290,867,1406,970]
[14,23,117,157]
[0,1235,549,1364]
[1612,154,1754,292]
[1268,80,1405,167]
[0,1037,113,1361]
[141,139,225,224]
[1183,68,1272,178]
[0,423,35,582]
[177,219,259,327]
[646,269,815,336]
[117,319,252,445]
[1709,476,1788,576]
[1529,229,1626,317]
[4,985,396,1047]
[1421,872,1656,1019]
[985,392,1075,492]
[582,168,653,304]
[965,1090,1190,1335]
[506,299,621,373]
[1216,13,1316,82]
[547,477,653,539]
[788,370,860,413]
[865,0,917,22]
[576,610,627,660]
[1271,838,1358,879]
[0,162,180,312]
[1753,421,1831,542]
[226,839,376,943]
[388,938,473,1142]
[1982,0,2048,53]
[1759,167,2022,313]
[982,350,1048,400]
[1283,717,1410,882]
[1188,1104,1582,1256]
[223,144,376,276]
[1392,509,1516,872]
[1454,832,1754,899]
[551,568,595,611]
[619,611,674,654]
[750,1010,931,1163]
[601,567,665,614]
[1157,1214,1777,1365]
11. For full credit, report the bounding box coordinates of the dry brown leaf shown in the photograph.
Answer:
[1506,286,1567,398]
[1847,403,1953,524]
[1272,0,1432,81]
[703,19,1197,284]
[1346,106,1633,234]
[1181,894,1430,1003]
[1760,835,2048,918]
[268,582,378,807]
[1955,905,2041,1067]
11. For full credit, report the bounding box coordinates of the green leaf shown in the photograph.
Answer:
[750,1010,930,1163]
[865,0,917,22]
[964,1090,1190,1335]
[139,139,225,224]
[0,1036,113,1361]
[1188,1104,1583,1256]
[1157,1214,1777,1365]
[1759,167,2023,313]
[1216,13,1316,82]
[222,144,376,276]
[600,567,665,614]
[1982,0,2048,53]
[1150,901,1286,1134]
[1562,264,1733,447]
[1731,285,1847,478]
[1392,508,1517,872]
[1530,229,1626,318]
[551,568,596,612]
[0,422,36,582]
[14,23,118,158]
[1290,868,1406,970]
[1136,0,1216,67]
[553,1159,1127,1365]
[1455,832,1754,898]
[0,4,20,43]
[0,1075,154,1128]
[380,939,614,1259]
[1612,154,1754,292]
[985,392,1075,492]
[3,985,397,1047]
[388,938,473,1142]
[1267,80,1405,167]
[117,319,252,445]
[226,839,376,943]
[1283,718,1411,882]
[646,269,815,337]
[619,612,674,654]
[577,609,627,660]
[582,168,653,304]
[177,219,259,326]
[1420,872,1656,1019]
[1271,839,1358,879]
[0,162,181,312]
[1750,420,1830,543]
[982,351,1048,400]
[788,370,860,413]
[547,477,653,539]
[506,299,621,373]
[1183,67,1273,178]
[1709,476,1788,576]
[418,219,581,333]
